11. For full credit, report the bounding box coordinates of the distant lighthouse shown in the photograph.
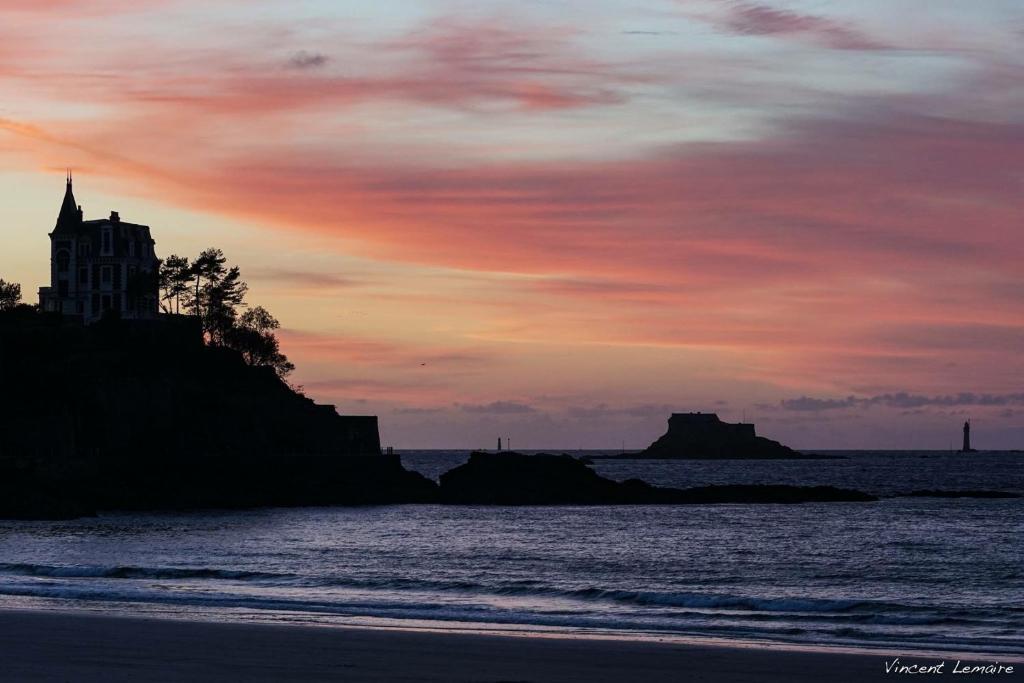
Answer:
[960,420,977,453]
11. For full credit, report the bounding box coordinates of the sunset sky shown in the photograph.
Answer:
[2,0,1022,449]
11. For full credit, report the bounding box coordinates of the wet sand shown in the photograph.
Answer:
[0,609,1016,682]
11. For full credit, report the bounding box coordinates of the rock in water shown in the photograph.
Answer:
[438,452,875,504]
[624,412,829,460]
[439,452,621,504]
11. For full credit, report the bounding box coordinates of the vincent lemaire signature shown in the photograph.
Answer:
[885,658,1016,675]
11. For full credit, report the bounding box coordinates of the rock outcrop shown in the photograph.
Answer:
[620,412,830,460]
[439,452,875,504]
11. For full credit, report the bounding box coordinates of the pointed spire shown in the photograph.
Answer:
[53,171,82,234]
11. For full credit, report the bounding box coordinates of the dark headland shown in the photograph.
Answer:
[0,310,436,519]
[0,312,878,518]
[608,412,839,460]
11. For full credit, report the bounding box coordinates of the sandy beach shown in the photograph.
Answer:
[0,609,1017,682]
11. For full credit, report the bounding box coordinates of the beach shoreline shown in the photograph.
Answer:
[0,607,1018,682]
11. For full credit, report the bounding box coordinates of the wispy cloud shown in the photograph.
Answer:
[565,403,677,420]
[712,2,887,50]
[460,401,536,415]
[249,267,358,290]
[781,393,1024,412]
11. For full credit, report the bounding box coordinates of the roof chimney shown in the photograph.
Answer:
[110,211,120,222]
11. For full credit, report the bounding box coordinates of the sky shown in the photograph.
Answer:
[1,0,1022,449]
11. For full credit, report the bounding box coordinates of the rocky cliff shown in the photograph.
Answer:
[0,310,435,516]
[0,312,381,460]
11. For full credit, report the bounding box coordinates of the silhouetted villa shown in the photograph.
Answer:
[38,174,159,321]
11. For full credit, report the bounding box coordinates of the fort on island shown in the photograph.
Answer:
[620,412,828,459]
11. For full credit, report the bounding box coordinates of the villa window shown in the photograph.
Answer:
[79,267,88,285]
[56,250,70,273]
[129,241,136,257]
[102,266,112,285]
[101,229,112,255]
[79,242,91,257]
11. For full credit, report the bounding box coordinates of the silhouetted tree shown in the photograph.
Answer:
[183,249,249,344]
[158,255,192,314]
[186,248,227,320]
[224,306,295,378]
[174,249,292,378]
[202,265,248,345]
[0,279,22,311]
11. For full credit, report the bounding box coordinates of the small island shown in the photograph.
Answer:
[439,451,875,504]
[613,412,836,460]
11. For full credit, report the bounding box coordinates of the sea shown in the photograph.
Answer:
[0,450,1020,655]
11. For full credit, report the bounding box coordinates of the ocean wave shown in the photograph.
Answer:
[0,563,874,614]
[0,562,1009,629]
[0,574,1019,655]
[0,581,1019,655]
[561,588,868,613]
[0,563,282,581]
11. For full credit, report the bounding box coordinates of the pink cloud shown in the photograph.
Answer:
[1,0,150,9]
[279,329,493,370]
[10,106,1019,398]
[180,113,1023,281]
[4,16,636,117]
